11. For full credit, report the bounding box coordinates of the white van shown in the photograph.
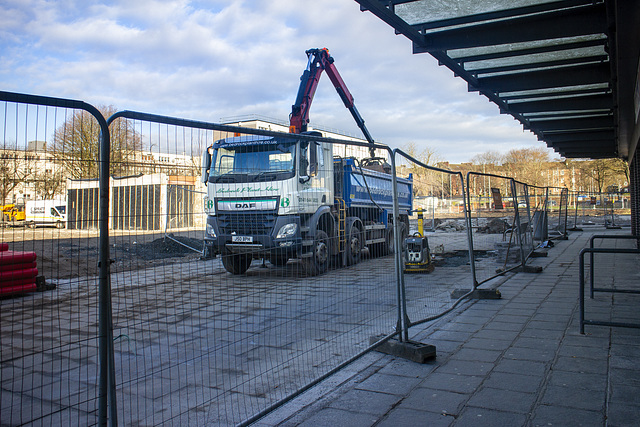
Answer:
[25,200,67,229]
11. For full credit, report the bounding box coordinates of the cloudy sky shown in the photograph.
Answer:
[0,0,556,163]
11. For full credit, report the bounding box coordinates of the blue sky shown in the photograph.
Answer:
[0,0,554,163]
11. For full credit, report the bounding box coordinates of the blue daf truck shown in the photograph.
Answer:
[201,134,413,275]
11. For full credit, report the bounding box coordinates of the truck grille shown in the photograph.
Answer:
[217,211,277,236]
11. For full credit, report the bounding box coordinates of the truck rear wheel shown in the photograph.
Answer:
[27,222,36,229]
[221,252,252,275]
[305,230,330,276]
[55,220,64,229]
[345,225,363,265]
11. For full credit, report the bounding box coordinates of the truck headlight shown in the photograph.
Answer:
[206,223,217,238]
[276,223,297,239]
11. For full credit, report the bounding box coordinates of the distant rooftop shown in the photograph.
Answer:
[219,114,364,140]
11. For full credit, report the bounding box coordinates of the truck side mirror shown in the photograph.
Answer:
[201,146,212,183]
[299,142,310,183]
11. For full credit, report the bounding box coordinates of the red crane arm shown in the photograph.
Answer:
[289,48,375,157]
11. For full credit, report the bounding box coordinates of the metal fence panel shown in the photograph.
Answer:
[466,173,524,285]
[393,149,472,326]
[0,95,110,425]
[104,114,400,425]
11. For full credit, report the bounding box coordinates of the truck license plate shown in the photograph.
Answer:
[231,235,253,243]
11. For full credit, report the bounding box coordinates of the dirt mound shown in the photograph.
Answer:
[126,236,204,260]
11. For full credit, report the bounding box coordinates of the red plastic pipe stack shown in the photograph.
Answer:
[0,243,38,295]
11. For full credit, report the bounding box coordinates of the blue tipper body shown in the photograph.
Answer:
[337,158,413,224]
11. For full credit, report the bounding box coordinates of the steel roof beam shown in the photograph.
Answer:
[507,93,613,113]
[473,62,610,93]
[499,87,609,101]
[548,139,610,148]
[450,39,605,64]
[542,129,614,142]
[469,55,608,76]
[530,115,613,132]
[410,0,597,32]
[413,2,606,53]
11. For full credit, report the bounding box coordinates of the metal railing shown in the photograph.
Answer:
[579,235,640,334]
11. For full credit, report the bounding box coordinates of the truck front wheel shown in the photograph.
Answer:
[221,252,252,275]
[305,230,330,276]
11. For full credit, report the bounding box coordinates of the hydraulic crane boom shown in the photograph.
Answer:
[289,48,376,158]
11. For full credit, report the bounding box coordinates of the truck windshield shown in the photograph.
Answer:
[209,138,296,183]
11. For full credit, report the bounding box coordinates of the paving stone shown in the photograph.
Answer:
[609,382,640,406]
[416,372,484,394]
[530,404,604,427]
[427,330,475,343]
[482,371,543,393]
[454,407,527,427]
[377,358,436,378]
[540,384,605,411]
[557,343,610,360]
[512,336,560,351]
[553,355,608,375]
[399,388,469,416]
[525,319,569,331]
[606,402,640,427]
[327,389,401,415]
[482,321,525,332]
[472,328,520,342]
[297,408,379,427]
[546,370,606,391]
[464,337,512,351]
[435,360,494,377]
[376,407,453,427]
[493,358,547,377]
[449,348,502,363]
[354,372,422,396]
[503,346,555,362]
[519,327,566,340]
[466,387,537,414]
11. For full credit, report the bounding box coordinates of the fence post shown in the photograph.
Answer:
[98,115,117,426]
[464,172,478,289]
[390,150,408,342]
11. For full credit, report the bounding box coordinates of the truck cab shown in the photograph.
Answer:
[202,134,334,274]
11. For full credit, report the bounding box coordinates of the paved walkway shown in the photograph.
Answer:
[259,228,640,426]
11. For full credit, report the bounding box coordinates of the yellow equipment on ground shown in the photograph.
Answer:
[404,208,434,273]
[1,204,26,224]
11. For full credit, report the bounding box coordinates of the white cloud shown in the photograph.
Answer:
[0,0,548,163]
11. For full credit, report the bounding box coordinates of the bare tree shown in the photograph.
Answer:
[402,142,443,197]
[0,144,34,204]
[503,147,550,186]
[33,168,65,199]
[51,106,142,179]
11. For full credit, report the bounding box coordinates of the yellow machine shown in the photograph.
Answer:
[404,208,434,273]
[1,204,26,224]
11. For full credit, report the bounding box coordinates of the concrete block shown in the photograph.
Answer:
[370,335,436,364]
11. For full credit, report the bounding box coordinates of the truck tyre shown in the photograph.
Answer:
[55,220,64,229]
[384,227,395,255]
[221,252,252,275]
[345,224,363,265]
[305,230,330,276]
[387,223,407,255]
[27,222,36,229]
